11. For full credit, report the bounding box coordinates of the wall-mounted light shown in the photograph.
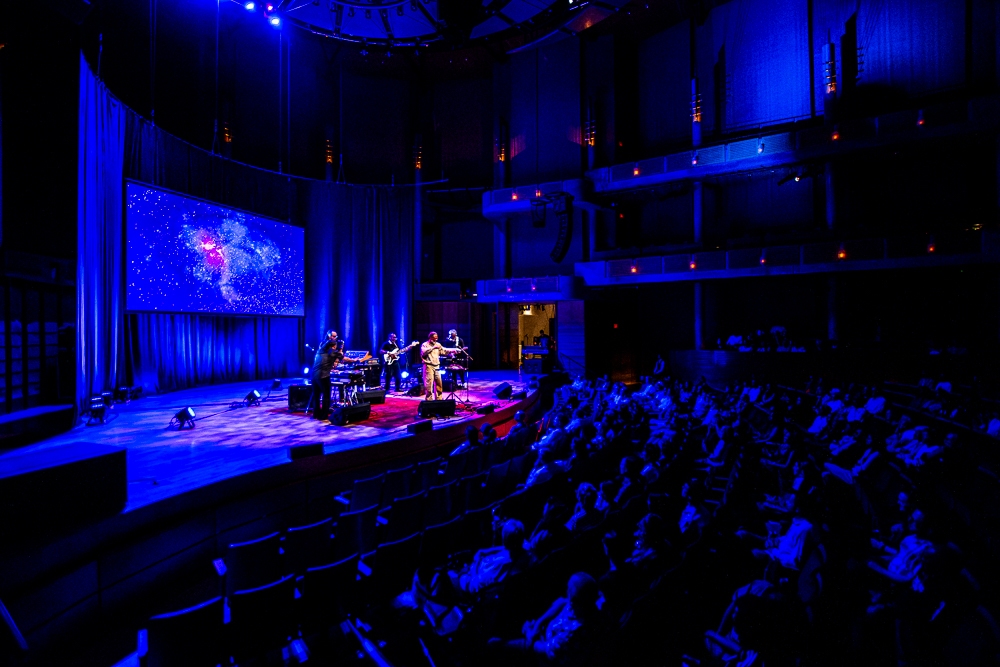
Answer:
[630,265,637,274]
[837,246,846,260]
[691,153,699,166]
[633,164,640,176]
[917,110,925,126]
[689,256,697,270]
[831,129,840,141]
[511,191,519,201]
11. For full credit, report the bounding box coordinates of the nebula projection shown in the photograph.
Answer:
[126,183,305,315]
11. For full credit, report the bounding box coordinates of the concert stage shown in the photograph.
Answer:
[0,370,531,512]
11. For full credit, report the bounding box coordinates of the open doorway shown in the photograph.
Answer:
[518,303,556,373]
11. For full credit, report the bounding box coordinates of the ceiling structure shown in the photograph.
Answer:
[262,0,631,51]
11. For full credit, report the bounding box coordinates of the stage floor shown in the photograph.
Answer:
[1,370,529,512]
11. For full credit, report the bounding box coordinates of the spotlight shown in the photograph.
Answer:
[173,407,196,429]
[401,370,410,379]
[302,366,310,375]
[265,2,274,10]
[87,396,107,425]
[268,14,282,28]
[691,153,699,166]
[243,0,256,11]
[245,389,262,406]
[757,141,764,154]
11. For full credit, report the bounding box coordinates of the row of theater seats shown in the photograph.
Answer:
[137,425,537,666]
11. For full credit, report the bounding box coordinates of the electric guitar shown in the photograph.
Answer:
[383,341,419,366]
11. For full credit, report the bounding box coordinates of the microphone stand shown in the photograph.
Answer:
[445,347,473,405]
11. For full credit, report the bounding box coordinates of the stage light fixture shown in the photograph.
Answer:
[633,164,640,176]
[757,140,764,154]
[511,191,519,200]
[173,407,196,429]
[691,153,699,165]
[689,256,697,270]
[302,366,310,375]
[244,1,256,11]
[268,14,282,28]
[630,265,637,274]
[245,389,262,406]
[265,2,274,10]
[401,370,410,379]
[760,252,767,265]
[88,396,107,425]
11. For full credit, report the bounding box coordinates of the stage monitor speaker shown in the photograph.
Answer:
[417,399,455,419]
[288,385,312,412]
[406,420,433,434]
[493,382,513,400]
[511,390,528,401]
[357,389,386,405]
[288,443,324,460]
[0,442,126,538]
[476,405,495,415]
[407,385,424,397]
[330,402,372,426]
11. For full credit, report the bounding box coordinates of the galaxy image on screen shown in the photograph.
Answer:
[126,184,305,316]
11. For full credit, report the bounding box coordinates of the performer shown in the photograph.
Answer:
[443,329,468,387]
[380,333,403,393]
[420,331,464,401]
[311,330,340,420]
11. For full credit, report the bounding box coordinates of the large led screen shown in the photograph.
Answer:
[126,183,305,316]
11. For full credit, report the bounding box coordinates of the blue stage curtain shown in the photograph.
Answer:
[302,181,414,360]
[78,55,413,398]
[77,53,127,410]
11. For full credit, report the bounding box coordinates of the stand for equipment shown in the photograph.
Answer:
[444,349,473,405]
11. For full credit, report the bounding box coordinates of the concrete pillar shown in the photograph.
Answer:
[693,181,704,244]
[694,282,704,350]
[827,275,838,342]
[414,163,423,284]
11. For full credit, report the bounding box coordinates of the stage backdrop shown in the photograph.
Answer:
[77,55,413,403]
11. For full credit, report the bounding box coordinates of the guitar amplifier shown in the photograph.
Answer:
[357,389,386,404]
[288,384,312,411]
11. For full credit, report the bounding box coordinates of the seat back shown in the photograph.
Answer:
[335,504,380,559]
[382,465,414,505]
[228,575,296,660]
[483,439,506,468]
[224,531,284,596]
[370,533,422,600]
[301,553,360,625]
[145,596,224,667]
[385,491,426,542]
[508,451,535,484]
[415,457,444,493]
[459,472,489,513]
[420,515,463,567]
[484,461,511,504]
[350,473,385,512]
[441,451,469,485]
[424,482,456,527]
[284,518,334,576]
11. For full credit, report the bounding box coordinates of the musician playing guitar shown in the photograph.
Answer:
[379,333,418,393]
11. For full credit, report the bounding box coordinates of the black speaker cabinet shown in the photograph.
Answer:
[406,420,433,434]
[493,382,513,400]
[329,402,372,426]
[287,443,324,460]
[357,389,386,405]
[417,399,456,419]
[288,385,312,412]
